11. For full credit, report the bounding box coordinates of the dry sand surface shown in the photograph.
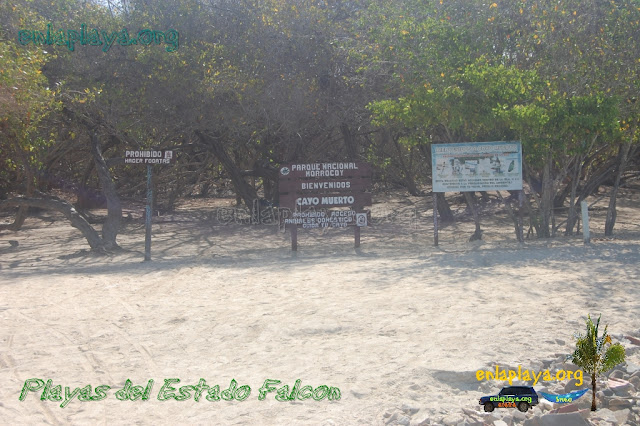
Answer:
[1,189,640,425]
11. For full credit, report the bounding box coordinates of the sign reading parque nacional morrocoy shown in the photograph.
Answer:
[278,162,372,230]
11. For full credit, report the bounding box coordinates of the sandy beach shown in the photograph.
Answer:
[1,189,640,425]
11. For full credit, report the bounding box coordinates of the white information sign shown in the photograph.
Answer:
[124,150,174,165]
[431,142,522,192]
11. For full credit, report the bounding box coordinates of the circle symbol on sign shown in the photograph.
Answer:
[280,167,290,176]
[356,213,367,227]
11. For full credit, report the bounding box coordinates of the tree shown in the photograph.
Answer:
[363,0,640,238]
[0,1,62,227]
[569,314,626,411]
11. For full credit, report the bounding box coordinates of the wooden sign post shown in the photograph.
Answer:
[278,162,373,250]
[124,149,175,261]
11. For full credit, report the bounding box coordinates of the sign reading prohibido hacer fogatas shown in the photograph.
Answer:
[431,141,522,193]
[124,149,175,165]
[278,162,372,229]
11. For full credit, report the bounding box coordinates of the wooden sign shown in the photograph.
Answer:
[278,162,373,250]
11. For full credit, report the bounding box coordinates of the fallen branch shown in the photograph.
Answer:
[0,195,106,252]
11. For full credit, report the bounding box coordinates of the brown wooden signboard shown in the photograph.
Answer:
[278,162,373,250]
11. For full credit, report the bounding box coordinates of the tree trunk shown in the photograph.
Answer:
[391,132,420,196]
[419,143,454,221]
[340,123,358,161]
[89,132,121,250]
[195,130,259,212]
[4,138,36,231]
[565,155,584,236]
[539,154,554,238]
[591,373,597,411]
[464,192,482,241]
[496,191,520,241]
[436,192,454,222]
[605,140,635,236]
[0,195,105,251]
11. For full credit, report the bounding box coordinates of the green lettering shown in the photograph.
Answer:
[157,378,180,401]
[275,385,289,402]
[258,379,280,401]
[130,385,144,401]
[220,379,237,401]
[18,30,32,45]
[78,385,93,402]
[234,385,251,401]
[327,386,341,401]
[115,379,132,400]
[137,29,154,45]
[88,29,102,46]
[19,379,44,401]
[298,385,312,400]
[176,385,194,401]
[60,386,81,408]
[100,30,116,51]
[67,30,80,51]
[92,385,110,401]
[193,379,209,402]
[117,28,131,46]
[205,385,220,401]
[165,29,179,52]
[48,384,62,402]
[52,30,67,46]
[312,385,329,401]
[33,31,47,45]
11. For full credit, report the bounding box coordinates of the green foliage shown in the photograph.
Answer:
[569,314,626,410]
[1,0,639,207]
[570,314,626,375]
[0,2,62,192]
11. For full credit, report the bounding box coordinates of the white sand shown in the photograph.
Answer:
[1,190,639,424]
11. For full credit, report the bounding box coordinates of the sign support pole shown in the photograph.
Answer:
[518,190,524,242]
[144,164,153,261]
[354,225,360,248]
[290,226,298,251]
[433,192,439,246]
